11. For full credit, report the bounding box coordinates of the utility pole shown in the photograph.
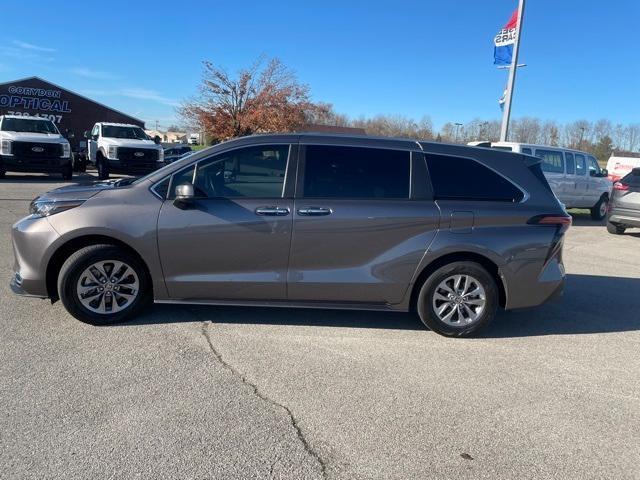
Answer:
[499,0,526,142]
[454,122,463,143]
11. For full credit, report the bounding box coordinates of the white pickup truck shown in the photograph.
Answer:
[85,122,164,179]
[0,115,72,179]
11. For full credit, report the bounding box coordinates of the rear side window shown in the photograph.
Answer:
[426,154,523,202]
[565,152,575,174]
[303,145,409,199]
[522,147,532,155]
[621,170,640,187]
[536,150,564,173]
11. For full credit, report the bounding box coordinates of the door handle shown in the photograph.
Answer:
[297,207,332,216]
[255,206,290,216]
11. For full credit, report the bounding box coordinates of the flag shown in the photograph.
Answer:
[494,9,518,66]
[499,88,507,110]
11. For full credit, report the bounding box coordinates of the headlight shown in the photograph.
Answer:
[29,199,85,218]
[61,143,71,158]
[107,145,118,159]
[158,148,164,162]
[1,139,11,155]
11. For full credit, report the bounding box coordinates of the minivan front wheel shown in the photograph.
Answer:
[591,195,608,220]
[57,244,150,325]
[416,261,498,337]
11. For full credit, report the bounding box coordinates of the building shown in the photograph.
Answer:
[145,129,187,143]
[0,76,144,152]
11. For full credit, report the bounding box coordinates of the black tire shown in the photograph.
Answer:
[0,168,5,179]
[606,222,626,235]
[416,261,498,337]
[590,195,608,220]
[57,244,151,325]
[97,153,109,180]
[61,163,73,180]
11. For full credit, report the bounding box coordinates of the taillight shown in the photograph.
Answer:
[613,182,629,191]
[527,214,572,234]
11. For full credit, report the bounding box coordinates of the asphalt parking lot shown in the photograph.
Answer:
[1,172,639,479]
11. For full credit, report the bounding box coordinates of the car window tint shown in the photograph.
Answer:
[621,171,640,187]
[535,150,564,173]
[565,152,575,174]
[575,154,586,176]
[522,147,532,155]
[193,145,289,198]
[153,177,170,199]
[426,154,523,202]
[303,145,409,199]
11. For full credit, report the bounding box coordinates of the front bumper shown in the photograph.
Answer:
[1,154,71,173]
[10,215,60,298]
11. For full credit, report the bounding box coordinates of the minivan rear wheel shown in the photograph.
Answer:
[416,261,498,337]
[57,244,150,325]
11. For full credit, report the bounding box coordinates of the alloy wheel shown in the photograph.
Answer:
[432,274,486,326]
[76,260,139,314]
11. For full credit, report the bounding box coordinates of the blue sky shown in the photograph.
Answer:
[1,0,637,130]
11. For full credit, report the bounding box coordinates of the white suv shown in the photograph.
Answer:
[0,115,72,180]
[85,122,164,179]
[476,142,611,220]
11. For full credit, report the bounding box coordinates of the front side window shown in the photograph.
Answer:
[1,118,58,134]
[166,145,289,200]
[587,156,601,175]
[302,145,410,199]
[575,154,586,176]
[102,125,148,140]
[427,154,523,202]
[565,152,575,174]
[536,150,564,174]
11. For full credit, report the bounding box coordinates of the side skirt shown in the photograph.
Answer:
[154,298,408,312]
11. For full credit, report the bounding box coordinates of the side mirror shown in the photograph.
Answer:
[601,168,608,177]
[154,135,161,144]
[83,130,90,139]
[173,183,195,209]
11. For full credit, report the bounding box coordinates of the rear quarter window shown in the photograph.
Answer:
[426,154,524,202]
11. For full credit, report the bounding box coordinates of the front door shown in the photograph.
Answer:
[574,153,590,207]
[288,144,439,305]
[87,124,99,162]
[157,143,295,301]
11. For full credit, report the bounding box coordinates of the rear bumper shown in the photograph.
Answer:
[608,208,640,228]
[503,257,566,310]
[1,154,71,173]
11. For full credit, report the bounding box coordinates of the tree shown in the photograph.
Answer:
[179,56,321,140]
[593,135,614,163]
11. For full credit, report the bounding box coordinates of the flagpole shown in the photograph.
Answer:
[499,0,526,142]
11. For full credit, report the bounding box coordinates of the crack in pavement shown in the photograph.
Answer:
[199,321,328,479]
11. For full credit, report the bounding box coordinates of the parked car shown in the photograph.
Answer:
[0,115,73,179]
[606,154,640,182]
[10,134,570,337]
[163,145,192,163]
[84,122,164,179]
[606,168,640,235]
[472,142,611,220]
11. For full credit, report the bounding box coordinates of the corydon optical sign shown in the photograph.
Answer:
[0,85,71,123]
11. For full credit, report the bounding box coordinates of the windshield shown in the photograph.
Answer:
[1,117,59,134]
[102,125,148,140]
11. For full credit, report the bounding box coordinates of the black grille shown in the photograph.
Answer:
[12,141,62,158]
[117,147,159,162]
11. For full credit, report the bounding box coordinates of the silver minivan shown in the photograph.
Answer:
[476,142,611,220]
[11,134,570,337]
